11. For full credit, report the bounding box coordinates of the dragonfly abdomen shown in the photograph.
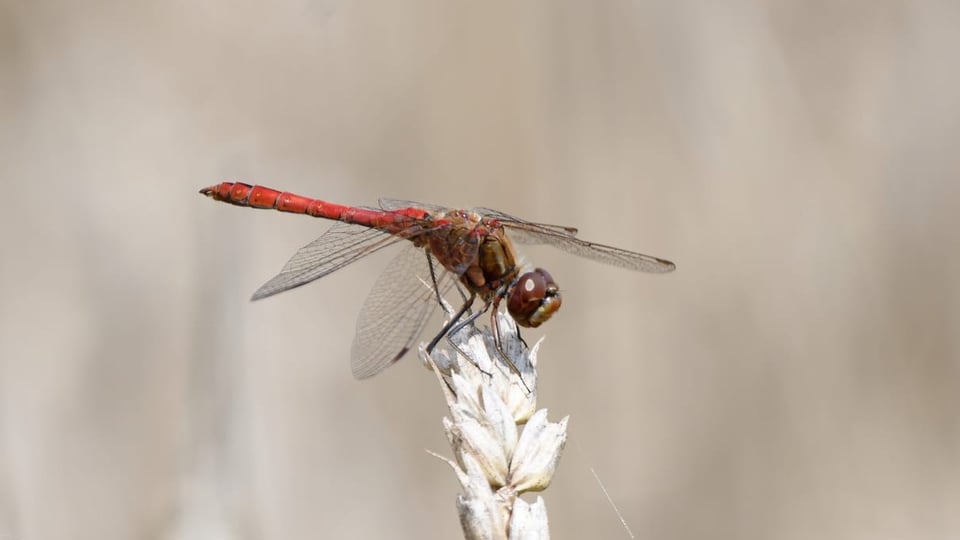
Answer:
[200,181,426,233]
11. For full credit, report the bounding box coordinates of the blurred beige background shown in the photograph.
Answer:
[1,0,958,539]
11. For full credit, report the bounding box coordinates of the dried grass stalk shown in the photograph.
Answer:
[423,312,568,540]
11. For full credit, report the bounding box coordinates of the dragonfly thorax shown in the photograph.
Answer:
[426,217,521,294]
[426,218,563,328]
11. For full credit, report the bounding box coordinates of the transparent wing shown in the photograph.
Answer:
[251,221,404,300]
[351,246,458,379]
[379,197,451,214]
[475,208,675,273]
[382,200,577,237]
[474,207,580,238]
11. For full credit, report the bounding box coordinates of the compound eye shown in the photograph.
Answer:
[507,268,561,328]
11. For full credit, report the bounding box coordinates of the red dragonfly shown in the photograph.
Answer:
[200,182,675,379]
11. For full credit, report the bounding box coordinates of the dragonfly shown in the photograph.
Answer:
[200,182,675,379]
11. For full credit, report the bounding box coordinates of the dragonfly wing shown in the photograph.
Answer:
[351,245,458,379]
[472,207,580,239]
[379,198,450,214]
[251,221,404,300]
[525,234,676,272]
[476,208,675,273]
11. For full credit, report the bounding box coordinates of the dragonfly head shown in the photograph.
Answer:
[507,268,561,328]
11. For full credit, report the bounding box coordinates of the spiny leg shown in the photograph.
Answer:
[441,290,531,393]
[490,297,531,393]
[445,296,490,337]
[426,291,477,354]
[424,291,496,378]
[425,251,449,314]
[441,298,496,378]
[453,277,470,305]
[516,327,529,350]
[420,258,489,376]
[425,251,473,318]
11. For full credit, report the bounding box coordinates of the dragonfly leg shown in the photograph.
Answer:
[424,290,497,379]
[426,291,477,354]
[425,250,473,318]
[425,292,525,390]
[490,298,531,393]
[441,293,531,393]
[454,281,471,307]
[445,297,492,340]
[425,251,450,314]
[442,298,496,378]
[517,328,529,350]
